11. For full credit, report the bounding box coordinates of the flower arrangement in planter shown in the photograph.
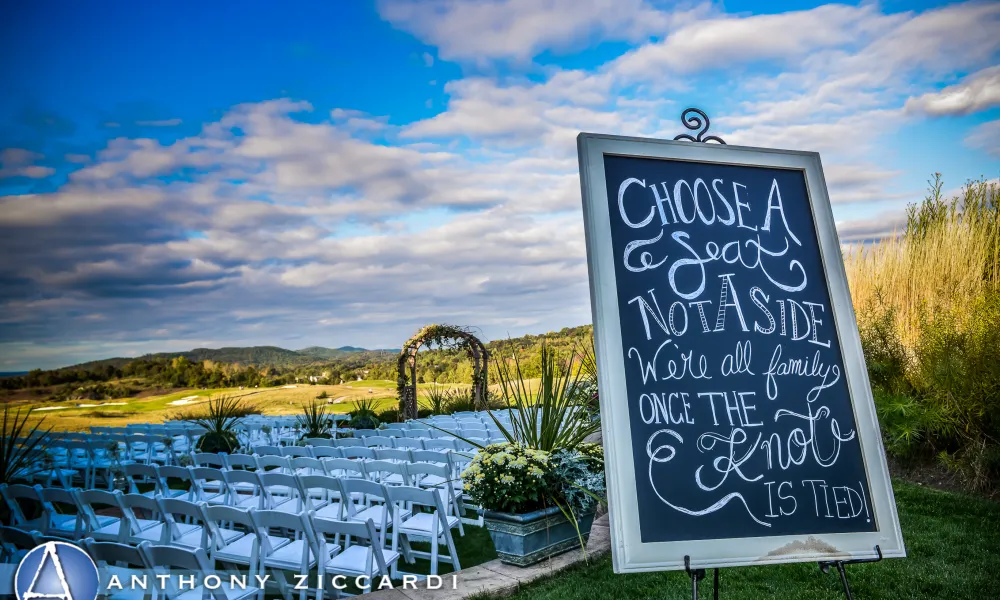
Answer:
[454,343,606,567]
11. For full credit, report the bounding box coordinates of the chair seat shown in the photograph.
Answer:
[352,506,409,528]
[131,523,166,543]
[399,513,460,536]
[381,474,406,486]
[232,495,263,509]
[325,545,397,575]
[175,525,241,549]
[262,539,321,569]
[216,533,288,565]
[314,502,342,520]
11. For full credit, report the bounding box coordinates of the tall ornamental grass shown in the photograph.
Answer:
[844,176,1000,490]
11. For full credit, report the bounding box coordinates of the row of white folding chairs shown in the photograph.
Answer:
[3,483,461,590]
[3,470,464,558]
[2,515,402,600]
[187,453,471,504]
[252,434,496,453]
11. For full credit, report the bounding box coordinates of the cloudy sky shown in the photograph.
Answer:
[1,1,998,371]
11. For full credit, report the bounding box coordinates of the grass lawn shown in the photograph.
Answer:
[492,481,1000,600]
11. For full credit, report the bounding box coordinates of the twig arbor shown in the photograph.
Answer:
[397,324,489,420]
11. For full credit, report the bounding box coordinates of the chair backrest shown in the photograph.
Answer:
[339,479,391,529]
[192,452,227,468]
[303,437,332,447]
[386,484,449,522]
[392,438,424,450]
[290,457,326,476]
[423,439,457,451]
[258,472,305,511]
[119,493,165,542]
[363,436,393,448]
[83,537,148,570]
[247,509,318,559]
[222,470,264,508]
[203,504,260,555]
[353,429,378,438]
[254,455,291,473]
[38,487,82,536]
[223,453,258,471]
[309,446,342,459]
[365,460,409,486]
[156,465,192,496]
[411,450,451,466]
[321,458,367,479]
[156,497,209,545]
[334,438,364,448]
[298,475,343,516]
[0,483,43,526]
[253,445,283,457]
[75,489,124,534]
[340,447,375,460]
[375,448,411,462]
[280,446,313,458]
[189,467,226,501]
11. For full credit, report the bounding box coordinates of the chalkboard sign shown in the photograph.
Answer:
[577,134,904,572]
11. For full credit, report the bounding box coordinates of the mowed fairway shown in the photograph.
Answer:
[14,380,473,431]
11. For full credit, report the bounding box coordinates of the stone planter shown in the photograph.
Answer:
[483,505,596,566]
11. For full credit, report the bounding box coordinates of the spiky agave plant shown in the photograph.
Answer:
[297,399,333,439]
[489,342,600,452]
[348,396,381,430]
[181,394,257,454]
[421,384,451,415]
[1,405,52,485]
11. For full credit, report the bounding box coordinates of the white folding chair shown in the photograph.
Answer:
[340,447,375,460]
[189,467,228,505]
[75,489,129,542]
[203,504,280,583]
[311,515,400,598]
[37,486,84,539]
[223,470,266,510]
[339,479,409,549]
[365,460,410,487]
[138,542,257,600]
[118,493,170,545]
[385,485,461,576]
[249,509,329,600]
[257,472,301,514]
[0,483,46,530]
[408,462,465,533]
[83,538,150,600]
[297,476,342,522]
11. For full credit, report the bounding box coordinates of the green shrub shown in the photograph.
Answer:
[376,408,400,423]
[182,394,257,454]
[297,399,333,439]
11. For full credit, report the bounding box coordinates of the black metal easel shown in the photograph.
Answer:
[818,545,883,600]
[676,108,725,600]
[684,556,720,600]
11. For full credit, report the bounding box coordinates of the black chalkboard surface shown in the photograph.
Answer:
[601,154,877,543]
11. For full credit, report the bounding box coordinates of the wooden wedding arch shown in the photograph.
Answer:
[397,324,489,420]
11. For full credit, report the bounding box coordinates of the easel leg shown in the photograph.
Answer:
[684,556,705,600]
[713,568,719,600]
[818,545,882,600]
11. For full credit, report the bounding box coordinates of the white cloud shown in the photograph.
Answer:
[965,119,1000,157]
[0,148,55,179]
[904,66,1000,116]
[376,0,692,63]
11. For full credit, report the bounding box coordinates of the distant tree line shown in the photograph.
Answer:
[2,325,596,397]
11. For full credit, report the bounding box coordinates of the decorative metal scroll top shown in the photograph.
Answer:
[672,107,726,145]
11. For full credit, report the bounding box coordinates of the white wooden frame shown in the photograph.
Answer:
[577,132,905,573]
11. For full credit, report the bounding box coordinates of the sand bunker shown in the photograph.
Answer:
[168,395,201,406]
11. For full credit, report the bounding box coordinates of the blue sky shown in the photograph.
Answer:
[1,0,998,370]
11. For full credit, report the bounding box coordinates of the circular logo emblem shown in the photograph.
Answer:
[15,542,99,600]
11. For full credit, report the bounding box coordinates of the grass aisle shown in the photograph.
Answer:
[494,481,1000,599]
